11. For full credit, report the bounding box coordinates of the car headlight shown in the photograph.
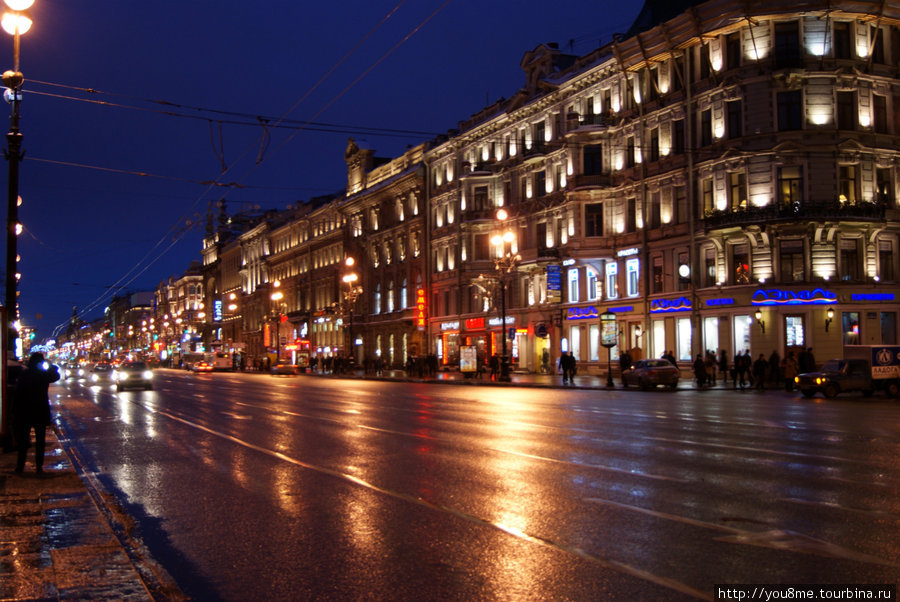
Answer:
[91,374,97,382]
[143,370,152,380]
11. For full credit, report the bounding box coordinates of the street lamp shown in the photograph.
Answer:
[342,257,362,365]
[490,209,520,382]
[270,280,284,362]
[2,0,33,357]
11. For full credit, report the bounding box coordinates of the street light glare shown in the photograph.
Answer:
[1,12,30,35]
[3,0,34,11]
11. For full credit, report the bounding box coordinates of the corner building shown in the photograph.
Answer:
[424,0,900,373]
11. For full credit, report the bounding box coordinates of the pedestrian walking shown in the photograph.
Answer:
[12,353,61,474]
[753,353,769,390]
[782,351,798,391]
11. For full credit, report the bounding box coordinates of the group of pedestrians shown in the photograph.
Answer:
[690,347,816,391]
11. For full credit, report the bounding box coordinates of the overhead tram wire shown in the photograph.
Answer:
[27,86,441,139]
[48,0,416,335]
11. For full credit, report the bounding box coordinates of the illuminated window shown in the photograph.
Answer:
[626,259,640,297]
[838,165,858,202]
[778,166,804,206]
[567,268,579,303]
[605,262,618,299]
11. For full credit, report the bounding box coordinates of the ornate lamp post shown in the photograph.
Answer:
[2,0,33,357]
[490,208,520,382]
[270,280,285,362]
[342,257,362,365]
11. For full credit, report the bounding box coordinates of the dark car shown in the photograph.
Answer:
[622,358,680,390]
[271,360,299,376]
[89,362,114,384]
[795,358,873,398]
[113,361,153,391]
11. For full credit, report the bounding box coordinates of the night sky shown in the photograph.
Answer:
[6,0,640,342]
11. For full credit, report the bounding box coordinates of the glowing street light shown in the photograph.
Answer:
[2,0,34,357]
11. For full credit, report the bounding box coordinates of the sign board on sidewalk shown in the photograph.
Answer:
[460,345,478,373]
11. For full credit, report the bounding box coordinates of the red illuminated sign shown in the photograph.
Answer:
[465,317,485,330]
[414,288,426,330]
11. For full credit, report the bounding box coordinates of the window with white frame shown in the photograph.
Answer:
[606,261,618,299]
[587,268,600,300]
[567,268,579,303]
[626,258,640,297]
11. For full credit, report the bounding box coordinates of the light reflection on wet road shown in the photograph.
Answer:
[54,371,900,600]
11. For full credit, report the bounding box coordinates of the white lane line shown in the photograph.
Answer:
[154,407,711,600]
[585,496,900,568]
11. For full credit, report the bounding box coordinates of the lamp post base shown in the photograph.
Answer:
[499,356,511,382]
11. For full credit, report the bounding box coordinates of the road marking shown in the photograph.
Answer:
[585,496,900,568]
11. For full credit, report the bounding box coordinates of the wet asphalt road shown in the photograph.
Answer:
[52,370,900,600]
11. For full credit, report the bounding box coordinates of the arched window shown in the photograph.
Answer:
[400,278,408,309]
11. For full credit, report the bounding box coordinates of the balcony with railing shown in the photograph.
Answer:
[704,199,888,230]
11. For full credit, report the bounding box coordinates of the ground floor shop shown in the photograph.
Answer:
[427,286,899,375]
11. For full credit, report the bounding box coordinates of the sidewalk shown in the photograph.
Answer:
[0,429,183,601]
[1,368,734,601]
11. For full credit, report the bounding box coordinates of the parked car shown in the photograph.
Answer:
[89,362,114,384]
[271,360,299,376]
[113,361,153,391]
[622,358,680,390]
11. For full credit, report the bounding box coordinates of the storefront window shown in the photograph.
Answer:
[785,315,805,348]
[652,319,665,360]
[841,312,860,345]
[570,325,582,360]
[734,315,751,356]
[703,317,719,354]
[677,318,692,361]
[589,324,600,361]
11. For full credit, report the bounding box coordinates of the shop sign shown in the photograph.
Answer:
[415,288,426,331]
[546,264,561,303]
[751,288,836,306]
[617,247,639,257]
[852,293,895,302]
[213,299,223,322]
[465,317,485,330]
[488,316,515,327]
[650,297,692,313]
[567,306,599,320]
[440,321,460,331]
[706,298,735,307]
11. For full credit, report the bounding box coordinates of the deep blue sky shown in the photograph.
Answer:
[7,0,641,342]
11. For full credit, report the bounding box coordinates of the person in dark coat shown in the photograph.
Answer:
[619,349,633,386]
[693,354,707,388]
[13,353,61,474]
[753,353,769,390]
